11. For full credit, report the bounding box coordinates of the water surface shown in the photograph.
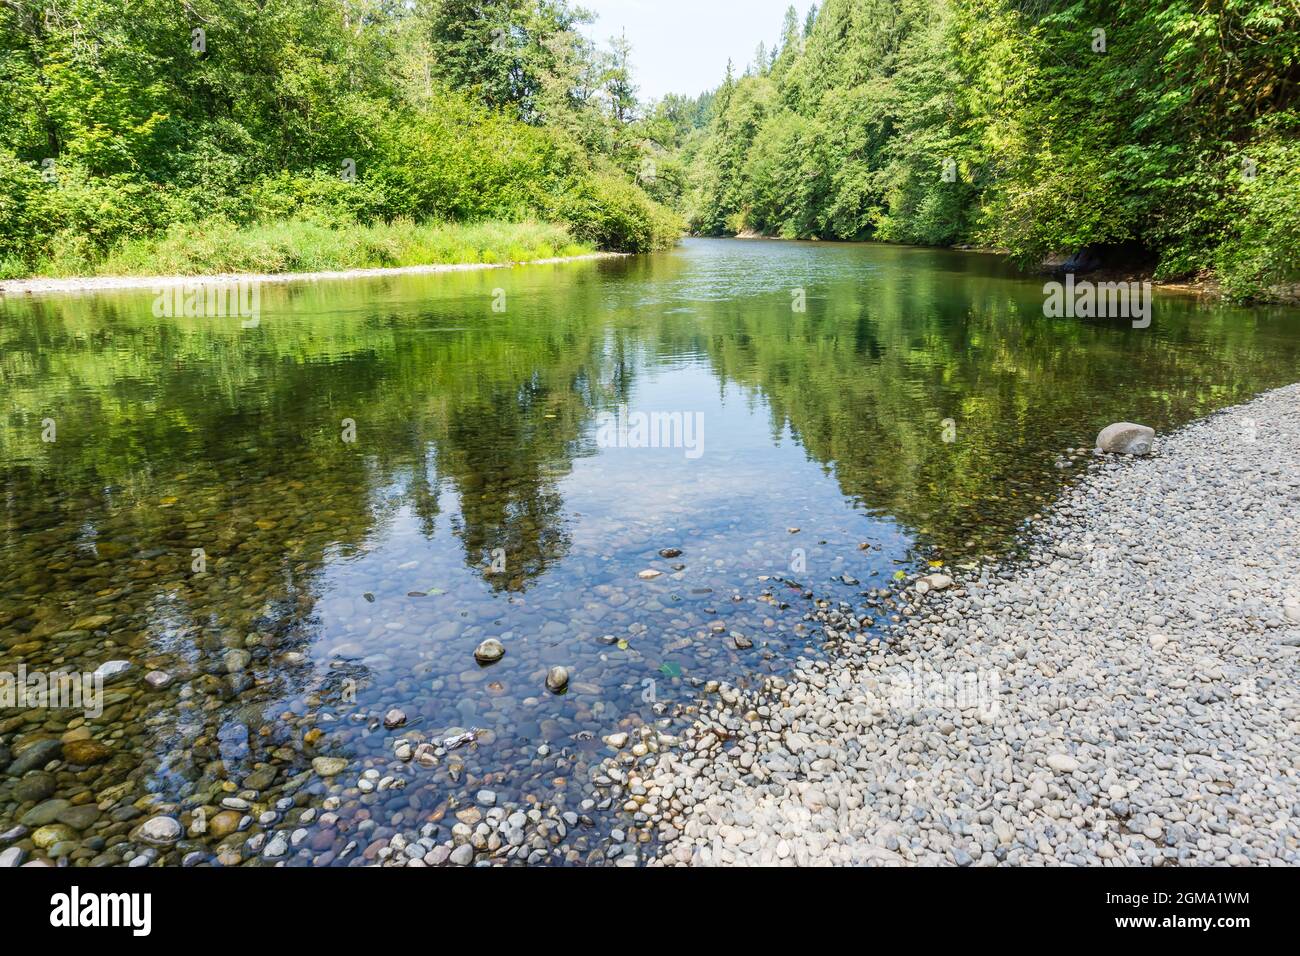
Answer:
[3,238,1299,864]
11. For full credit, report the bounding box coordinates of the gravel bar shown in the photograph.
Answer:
[0,252,625,298]
[636,384,1300,866]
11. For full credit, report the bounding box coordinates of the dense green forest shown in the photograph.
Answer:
[1,0,1296,297]
[0,0,683,277]
[680,0,1300,300]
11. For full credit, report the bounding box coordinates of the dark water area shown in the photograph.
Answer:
[2,237,1299,865]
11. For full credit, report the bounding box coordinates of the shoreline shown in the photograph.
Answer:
[0,251,627,299]
[591,383,1300,866]
[725,232,1300,303]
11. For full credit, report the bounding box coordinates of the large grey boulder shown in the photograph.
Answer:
[1096,422,1155,455]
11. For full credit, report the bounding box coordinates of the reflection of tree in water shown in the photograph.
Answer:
[0,276,632,605]
[694,264,1300,558]
[408,446,443,539]
[433,347,639,592]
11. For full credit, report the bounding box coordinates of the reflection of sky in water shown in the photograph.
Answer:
[308,362,911,700]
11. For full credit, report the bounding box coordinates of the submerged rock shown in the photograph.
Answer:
[21,799,71,827]
[312,757,348,777]
[14,772,56,802]
[546,666,570,693]
[32,824,76,849]
[6,740,62,775]
[92,660,133,683]
[208,810,243,840]
[63,739,112,765]
[135,816,182,846]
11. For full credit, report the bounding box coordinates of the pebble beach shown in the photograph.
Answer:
[596,385,1300,866]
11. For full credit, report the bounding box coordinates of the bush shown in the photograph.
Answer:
[548,170,683,253]
[0,85,682,279]
[0,151,194,269]
[1213,135,1300,301]
[241,170,394,227]
[86,218,589,277]
[0,150,41,261]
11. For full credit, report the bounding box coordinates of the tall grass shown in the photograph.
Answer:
[22,218,593,278]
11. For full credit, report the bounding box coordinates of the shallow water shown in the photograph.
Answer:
[2,238,1299,865]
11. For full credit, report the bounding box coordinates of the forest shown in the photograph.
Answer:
[682,0,1300,301]
[1,0,1297,299]
[0,0,684,277]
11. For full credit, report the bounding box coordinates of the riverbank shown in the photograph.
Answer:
[0,253,625,298]
[613,384,1300,866]
[734,233,1296,303]
[0,219,612,297]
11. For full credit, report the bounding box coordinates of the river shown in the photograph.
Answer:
[2,237,1299,865]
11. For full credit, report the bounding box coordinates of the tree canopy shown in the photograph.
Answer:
[680,0,1300,300]
[0,0,683,275]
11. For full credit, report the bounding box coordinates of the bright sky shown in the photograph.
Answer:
[579,0,810,102]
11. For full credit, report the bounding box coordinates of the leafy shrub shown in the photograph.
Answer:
[1212,135,1300,301]
[84,218,589,277]
[549,170,683,252]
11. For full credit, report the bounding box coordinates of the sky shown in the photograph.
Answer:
[579,0,809,102]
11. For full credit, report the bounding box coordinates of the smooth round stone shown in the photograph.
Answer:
[449,844,475,865]
[32,824,77,849]
[208,810,243,840]
[14,772,57,802]
[135,816,182,846]
[1046,754,1080,774]
[92,660,132,683]
[243,767,277,791]
[7,739,63,774]
[546,666,570,693]
[474,639,506,664]
[56,805,102,830]
[63,739,112,765]
[312,757,348,777]
[22,799,72,827]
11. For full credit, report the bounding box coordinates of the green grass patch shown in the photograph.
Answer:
[22,218,593,279]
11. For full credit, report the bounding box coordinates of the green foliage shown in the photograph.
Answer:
[685,0,1300,300]
[548,170,684,252]
[421,0,590,120]
[68,218,587,277]
[1212,129,1300,301]
[0,0,680,278]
